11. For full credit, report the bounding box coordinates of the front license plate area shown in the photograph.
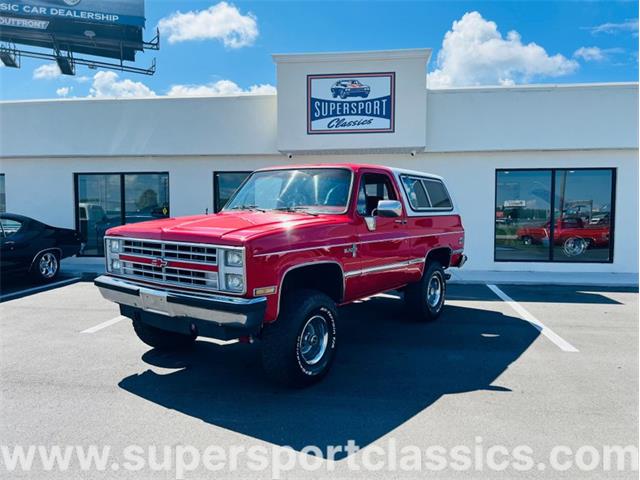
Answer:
[140,289,170,315]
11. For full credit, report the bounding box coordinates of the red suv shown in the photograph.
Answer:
[95,164,466,386]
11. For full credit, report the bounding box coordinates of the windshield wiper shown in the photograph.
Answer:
[229,205,267,212]
[273,206,319,216]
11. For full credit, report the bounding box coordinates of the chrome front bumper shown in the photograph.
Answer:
[94,275,266,338]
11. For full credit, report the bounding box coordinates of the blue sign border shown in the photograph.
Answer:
[306,72,396,135]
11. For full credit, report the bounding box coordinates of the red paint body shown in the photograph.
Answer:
[106,164,466,323]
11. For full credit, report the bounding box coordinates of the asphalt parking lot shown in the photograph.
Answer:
[0,279,637,479]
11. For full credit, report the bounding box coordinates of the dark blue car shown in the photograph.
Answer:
[331,80,371,99]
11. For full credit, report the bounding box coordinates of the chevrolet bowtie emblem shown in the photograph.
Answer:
[150,258,168,268]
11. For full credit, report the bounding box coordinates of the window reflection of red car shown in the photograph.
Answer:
[516,217,610,256]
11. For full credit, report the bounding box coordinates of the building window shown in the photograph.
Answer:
[214,171,251,212]
[75,172,170,256]
[0,174,5,213]
[124,173,170,223]
[495,168,615,263]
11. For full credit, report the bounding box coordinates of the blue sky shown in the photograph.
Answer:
[0,1,637,100]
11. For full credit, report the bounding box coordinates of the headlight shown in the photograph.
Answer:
[225,250,244,267]
[109,238,122,253]
[110,258,122,273]
[225,274,244,292]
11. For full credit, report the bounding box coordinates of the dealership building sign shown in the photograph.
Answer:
[307,72,395,134]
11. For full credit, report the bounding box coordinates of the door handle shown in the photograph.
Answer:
[394,219,407,225]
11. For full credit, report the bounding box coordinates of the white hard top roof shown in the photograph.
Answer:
[389,167,445,182]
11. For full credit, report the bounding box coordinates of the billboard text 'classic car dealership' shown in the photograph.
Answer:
[0,49,638,279]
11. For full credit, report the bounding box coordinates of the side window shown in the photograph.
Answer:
[0,218,23,237]
[401,176,430,209]
[423,179,453,209]
[357,173,397,216]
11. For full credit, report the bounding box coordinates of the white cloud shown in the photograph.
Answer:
[167,79,275,97]
[88,71,156,98]
[33,63,61,80]
[573,46,624,62]
[56,86,72,97]
[573,46,606,62]
[590,19,638,36]
[427,11,579,88]
[158,1,258,47]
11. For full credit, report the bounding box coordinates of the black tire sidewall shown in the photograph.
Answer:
[405,261,446,321]
[32,251,59,282]
[294,304,337,378]
[261,289,338,386]
[424,265,446,317]
[132,319,195,350]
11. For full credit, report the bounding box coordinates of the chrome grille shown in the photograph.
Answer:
[119,239,219,291]
[122,239,217,264]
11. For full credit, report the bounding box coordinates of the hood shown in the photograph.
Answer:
[106,211,350,246]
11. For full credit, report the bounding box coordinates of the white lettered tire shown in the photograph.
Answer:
[261,289,337,387]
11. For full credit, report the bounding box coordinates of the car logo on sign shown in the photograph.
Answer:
[150,258,168,268]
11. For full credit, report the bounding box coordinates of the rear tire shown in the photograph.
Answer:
[31,251,60,283]
[404,261,446,321]
[261,289,337,387]
[132,319,196,351]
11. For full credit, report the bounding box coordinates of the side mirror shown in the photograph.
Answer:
[376,200,402,218]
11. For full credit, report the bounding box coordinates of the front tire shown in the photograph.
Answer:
[404,261,446,321]
[31,251,60,282]
[132,319,196,351]
[261,289,337,387]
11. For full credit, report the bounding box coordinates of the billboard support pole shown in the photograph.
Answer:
[4,45,157,76]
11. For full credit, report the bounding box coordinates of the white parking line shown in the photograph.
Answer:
[81,316,126,334]
[486,284,579,353]
[0,277,80,303]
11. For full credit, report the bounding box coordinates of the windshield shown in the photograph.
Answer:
[224,168,352,214]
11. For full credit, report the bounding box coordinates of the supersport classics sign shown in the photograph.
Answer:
[307,72,395,134]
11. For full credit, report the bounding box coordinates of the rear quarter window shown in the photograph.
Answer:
[400,175,453,212]
[1,218,23,236]
[423,179,453,209]
[401,177,430,209]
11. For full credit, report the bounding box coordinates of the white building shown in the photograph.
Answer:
[1,49,638,279]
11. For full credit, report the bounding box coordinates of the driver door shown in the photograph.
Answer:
[346,170,411,299]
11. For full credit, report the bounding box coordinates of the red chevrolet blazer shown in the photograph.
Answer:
[95,164,467,386]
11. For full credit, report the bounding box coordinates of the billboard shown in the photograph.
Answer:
[0,0,144,27]
[0,0,146,60]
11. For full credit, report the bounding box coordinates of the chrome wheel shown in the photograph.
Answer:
[299,314,329,366]
[38,252,58,279]
[563,237,587,257]
[426,273,443,308]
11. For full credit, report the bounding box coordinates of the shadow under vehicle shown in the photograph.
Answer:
[119,289,539,457]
